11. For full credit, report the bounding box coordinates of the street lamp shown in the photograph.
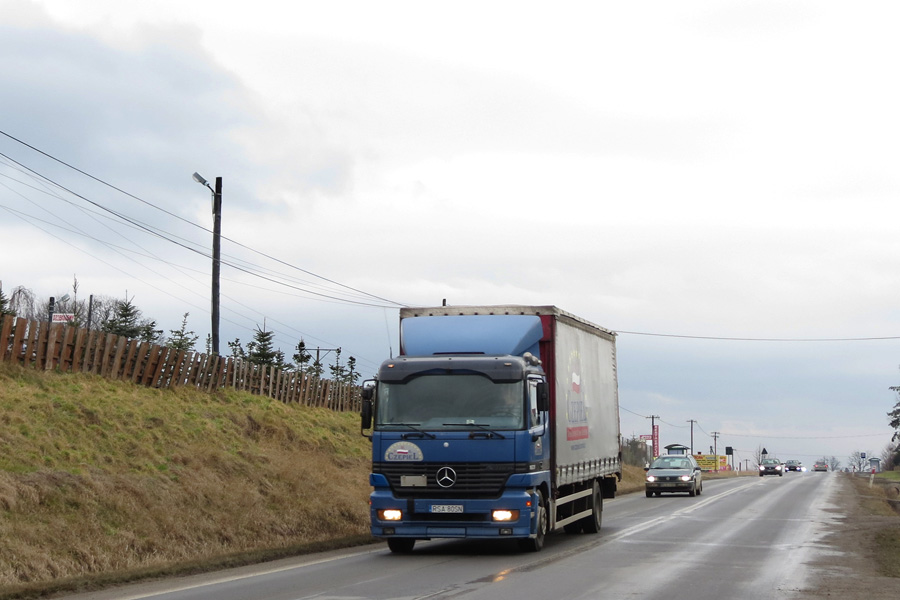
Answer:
[193,172,222,355]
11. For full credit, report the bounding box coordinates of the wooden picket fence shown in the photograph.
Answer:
[0,314,361,412]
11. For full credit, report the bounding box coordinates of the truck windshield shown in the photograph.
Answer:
[376,375,525,430]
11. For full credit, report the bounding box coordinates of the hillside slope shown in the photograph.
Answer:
[0,362,373,598]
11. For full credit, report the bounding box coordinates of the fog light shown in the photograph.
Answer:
[492,510,519,522]
[499,527,513,535]
[378,509,403,521]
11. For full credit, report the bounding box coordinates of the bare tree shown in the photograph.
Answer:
[881,442,899,471]
[8,285,37,320]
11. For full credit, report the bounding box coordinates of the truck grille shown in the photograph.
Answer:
[373,462,527,498]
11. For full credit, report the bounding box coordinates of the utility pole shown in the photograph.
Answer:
[711,431,719,456]
[687,419,697,454]
[192,172,222,355]
[211,176,222,356]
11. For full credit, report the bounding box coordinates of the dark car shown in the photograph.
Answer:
[645,455,703,497]
[813,461,828,472]
[784,459,803,472]
[758,458,784,476]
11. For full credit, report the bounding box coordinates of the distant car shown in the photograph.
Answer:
[784,459,803,472]
[645,454,703,497]
[758,458,784,477]
[813,461,828,472]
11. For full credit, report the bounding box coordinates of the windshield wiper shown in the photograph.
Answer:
[442,423,506,439]
[388,423,436,439]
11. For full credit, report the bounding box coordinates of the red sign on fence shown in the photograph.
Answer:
[51,313,75,323]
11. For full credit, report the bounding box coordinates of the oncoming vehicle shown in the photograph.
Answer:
[644,455,703,497]
[758,458,784,477]
[784,459,803,472]
[813,460,828,472]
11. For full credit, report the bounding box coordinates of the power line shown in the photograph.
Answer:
[0,129,409,308]
[615,330,900,342]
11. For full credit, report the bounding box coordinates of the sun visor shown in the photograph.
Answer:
[400,314,544,358]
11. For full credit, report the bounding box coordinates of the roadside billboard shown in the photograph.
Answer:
[695,454,728,471]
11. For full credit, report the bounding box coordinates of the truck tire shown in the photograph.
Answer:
[519,490,547,552]
[387,538,415,553]
[581,480,602,534]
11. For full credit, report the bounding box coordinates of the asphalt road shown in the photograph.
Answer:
[60,471,839,600]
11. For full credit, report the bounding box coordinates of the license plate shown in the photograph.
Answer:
[431,504,464,513]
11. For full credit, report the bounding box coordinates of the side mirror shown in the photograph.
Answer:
[360,379,376,435]
[536,381,549,412]
[361,399,372,430]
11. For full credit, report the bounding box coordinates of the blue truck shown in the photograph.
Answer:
[361,305,621,552]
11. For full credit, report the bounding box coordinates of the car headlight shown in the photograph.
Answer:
[776,465,783,470]
[646,475,656,482]
[758,465,765,471]
[680,475,691,482]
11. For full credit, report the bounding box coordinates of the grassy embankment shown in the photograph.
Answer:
[0,361,373,599]
[0,360,655,598]
[852,469,900,577]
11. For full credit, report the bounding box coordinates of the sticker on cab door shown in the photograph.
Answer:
[385,441,424,461]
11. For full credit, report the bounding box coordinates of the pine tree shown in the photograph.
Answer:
[167,313,199,352]
[101,295,163,342]
[246,325,289,368]
[346,356,359,385]
[293,339,312,374]
[0,285,14,317]
[329,348,345,381]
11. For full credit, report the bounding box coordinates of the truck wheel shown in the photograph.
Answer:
[518,490,547,552]
[387,538,415,553]
[581,480,602,534]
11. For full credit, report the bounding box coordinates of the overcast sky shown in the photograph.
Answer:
[2,0,899,467]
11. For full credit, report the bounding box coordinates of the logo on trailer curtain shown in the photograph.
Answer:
[566,350,588,440]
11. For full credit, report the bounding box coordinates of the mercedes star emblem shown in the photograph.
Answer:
[435,466,457,488]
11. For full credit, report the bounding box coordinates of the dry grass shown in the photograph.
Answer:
[0,362,373,598]
[847,473,900,578]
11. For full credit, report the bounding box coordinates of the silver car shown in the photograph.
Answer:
[758,458,784,476]
[645,455,703,497]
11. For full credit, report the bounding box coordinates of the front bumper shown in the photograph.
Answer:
[645,481,694,494]
[369,488,537,540]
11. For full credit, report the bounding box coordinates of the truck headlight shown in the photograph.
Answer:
[492,510,519,522]
[377,509,403,521]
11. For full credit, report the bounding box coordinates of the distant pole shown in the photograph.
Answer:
[646,414,660,458]
[48,296,55,323]
[711,431,719,456]
[87,295,94,330]
[687,419,696,454]
[211,176,222,356]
